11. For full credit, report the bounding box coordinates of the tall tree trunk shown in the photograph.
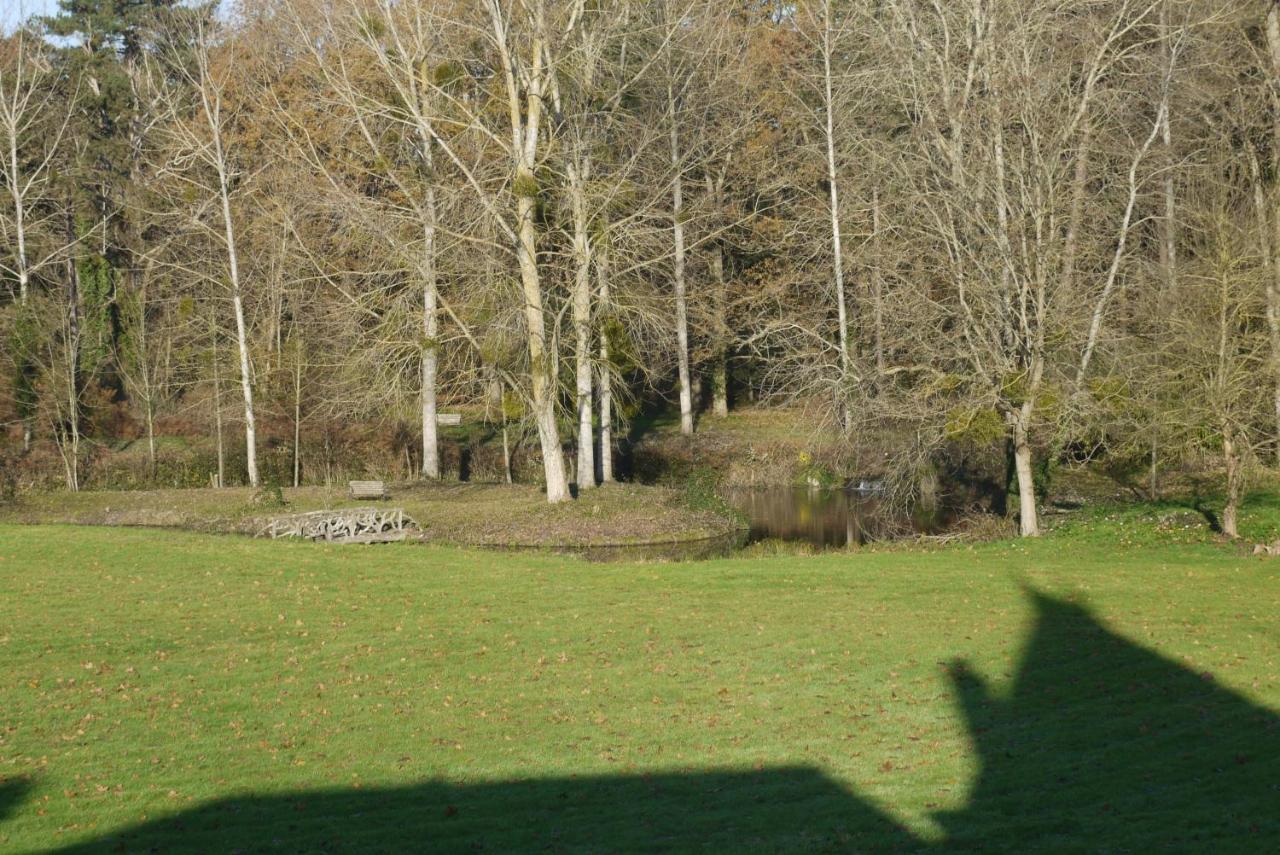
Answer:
[516,168,570,503]
[598,248,616,483]
[1272,194,1280,470]
[1222,425,1241,539]
[1266,3,1280,465]
[704,170,730,419]
[710,243,729,418]
[7,122,28,305]
[669,86,694,436]
[61,208,82,492]
[1153,0,1177,485]
[871,186,885,380]
[569,158,596,489]
[214,153,258,488]
[490,0,569,503]
[293,340,302,489]
[137,272,157,476]
[1011,403,1039,537]
[1217,256,1240,540]
[416,78,441,481]
[1250,146,1280,466]
[212,322,225,489]
[7,96,33,451]
[822,0,852,429]
[421,215,440,480]
[1271,181,1280,470]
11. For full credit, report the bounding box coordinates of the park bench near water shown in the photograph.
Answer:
[348,480,389,500]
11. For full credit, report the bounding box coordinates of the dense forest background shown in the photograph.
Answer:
[2,0,1279,537]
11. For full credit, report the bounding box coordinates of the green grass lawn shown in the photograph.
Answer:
[0,515,1278,852]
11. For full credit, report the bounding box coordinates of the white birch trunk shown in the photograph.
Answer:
[1216,251,1242,539]
[6,84,31,450]
[421,204,440,480]
[293,344,302,488]
[598,249,615,483]
[222,184,258,489]
[822,0,852,429]
[490,0,570,503]
[212,324,225,488]
[61,222,81,492]
[208,100,258,488]
[669,88,694,437]
[569,158,596,489]
[415,77,441,481]
[7,126,28,305]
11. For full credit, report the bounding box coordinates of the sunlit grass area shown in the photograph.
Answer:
[1,516,1277,852]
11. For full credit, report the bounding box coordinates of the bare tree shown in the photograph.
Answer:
[0,30,76,451]
[151,18,260,487]
[879,0,1177,535]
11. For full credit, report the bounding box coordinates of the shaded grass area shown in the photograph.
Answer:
[0,519,1277,851]
[0,481,738,548]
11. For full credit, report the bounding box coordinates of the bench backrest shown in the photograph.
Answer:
[348,480,388,499]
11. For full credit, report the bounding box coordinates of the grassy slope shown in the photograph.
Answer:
[630,407,849,487]
[0,510,1278,852]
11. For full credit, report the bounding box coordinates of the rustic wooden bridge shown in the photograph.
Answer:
[264,507,417,544]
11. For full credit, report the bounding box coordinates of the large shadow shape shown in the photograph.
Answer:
[33,592,1280,852]
[49,768,909,853]
[937,591,1280,850]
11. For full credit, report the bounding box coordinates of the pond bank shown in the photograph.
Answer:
[0,482,743,552]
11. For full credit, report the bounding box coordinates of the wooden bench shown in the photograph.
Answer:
[348,480,389,500]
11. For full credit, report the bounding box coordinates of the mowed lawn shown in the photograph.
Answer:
[0,520,1277,852]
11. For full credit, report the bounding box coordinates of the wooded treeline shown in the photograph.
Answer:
[2,0,1279,536]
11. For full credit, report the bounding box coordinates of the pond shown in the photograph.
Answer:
[492,484,947,563]
[722,484,944,548]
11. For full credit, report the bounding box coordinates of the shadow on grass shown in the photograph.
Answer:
[0,780,29,825]
[31,592,1280,852]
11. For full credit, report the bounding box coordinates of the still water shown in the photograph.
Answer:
[724,485,934,548]
[506,485,938,563]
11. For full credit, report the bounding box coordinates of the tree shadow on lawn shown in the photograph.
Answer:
[0,779,30,826]
[33,592,1280,852]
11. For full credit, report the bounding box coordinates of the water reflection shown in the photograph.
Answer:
[724,485,935,548]
[477,531,750,564]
